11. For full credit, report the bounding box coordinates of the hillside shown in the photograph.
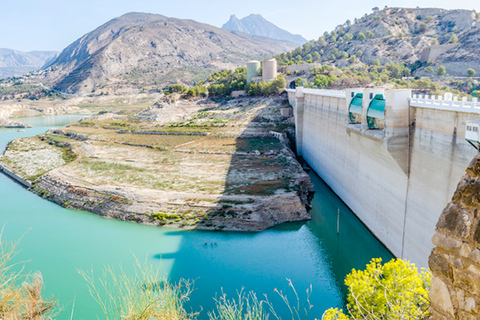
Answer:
[0,49,58,78]
[28,12,295,95]
[277,7,480,76]
[222,14,307,45]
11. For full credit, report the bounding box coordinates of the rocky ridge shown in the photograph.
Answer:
[0,48,58,79]
[19,12,295,95]
[282,7,480,76]
[222,14,307,45]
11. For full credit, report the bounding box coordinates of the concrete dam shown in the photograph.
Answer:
[287,87,480,267]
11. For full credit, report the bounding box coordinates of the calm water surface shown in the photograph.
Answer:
[0,115,393,319]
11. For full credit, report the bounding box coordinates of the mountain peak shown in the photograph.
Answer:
[222,13,307,45]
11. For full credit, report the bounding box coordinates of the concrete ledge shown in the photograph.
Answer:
[346,124,385,143]
[0,164,32,188]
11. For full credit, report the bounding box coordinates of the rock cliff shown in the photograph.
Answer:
[429,153,480,319]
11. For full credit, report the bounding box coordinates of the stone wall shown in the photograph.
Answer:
[429,153,480,319]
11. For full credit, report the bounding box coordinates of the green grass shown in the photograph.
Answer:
[79,160,146,172]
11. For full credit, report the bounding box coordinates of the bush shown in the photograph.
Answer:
[80,260,193,320]
[467,68,476,77]
[418,23,428,33]
[372,59,380,66]
[322,258,431,320]
[436,65,446,76]
[365,31,375,38]
[449,34,458,43]
[356,32,365,40]
[0,234,57,319]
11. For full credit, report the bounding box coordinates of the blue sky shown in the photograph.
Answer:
[2,0,480,52]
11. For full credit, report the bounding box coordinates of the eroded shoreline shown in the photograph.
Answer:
[1,96,314,231]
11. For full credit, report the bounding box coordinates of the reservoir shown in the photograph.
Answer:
[0,115,393,319]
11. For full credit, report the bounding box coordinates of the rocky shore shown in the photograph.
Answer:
[1,97,315,231]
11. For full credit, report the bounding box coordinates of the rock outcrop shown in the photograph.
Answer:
[429,153,480,319]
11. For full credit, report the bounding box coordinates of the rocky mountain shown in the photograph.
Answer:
[222,14,307,45]
[0,49,58,78]
[35,12,295,94]
[278,8,480,76]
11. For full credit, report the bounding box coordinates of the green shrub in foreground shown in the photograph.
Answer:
[322,258,431,320]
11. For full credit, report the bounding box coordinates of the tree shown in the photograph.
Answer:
[449,34,458,43]
[271,74,287,94]
[373,59,380,66]
[356,32,365,40]
[344,33,353,41]
[425,66,434,74]
[349,55,357,63]
[372,7,379,12]
[467,68,476,77]
[436,65,446,76]
[356,50,363,57]
[341,51,349,59]
[294,78,304,87]
[322,258,431,320]
[365,30,375,38]
[312,52,321,61]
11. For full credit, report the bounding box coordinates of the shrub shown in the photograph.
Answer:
[356,32,365,40]
[449,34,458,43]
[436,65,446,76]
[322,258,431,320]
[0,234,57,319]
[467,68,476,77]
[80,260,193,320]
[373,59,380,66]
[418,23,428,33]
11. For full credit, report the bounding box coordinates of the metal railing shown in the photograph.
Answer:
[410,94,480,114]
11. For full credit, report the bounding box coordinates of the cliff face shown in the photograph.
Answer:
[429,153,480,319]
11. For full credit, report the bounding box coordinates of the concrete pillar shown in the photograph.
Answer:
[294,87,305,156]
[384,89,412,175]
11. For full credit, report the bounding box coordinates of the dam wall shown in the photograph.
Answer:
[287,88,479,267]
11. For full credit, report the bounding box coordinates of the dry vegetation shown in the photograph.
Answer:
[1,96,311,230]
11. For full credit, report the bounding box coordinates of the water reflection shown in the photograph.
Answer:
[0,114,392,319]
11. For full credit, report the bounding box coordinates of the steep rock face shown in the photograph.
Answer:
[43,12,295,94]
[222,14,307,45]
[0,48,58,78]
[429,153,480,319]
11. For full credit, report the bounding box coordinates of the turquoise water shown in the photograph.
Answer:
[0,115,393,319]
